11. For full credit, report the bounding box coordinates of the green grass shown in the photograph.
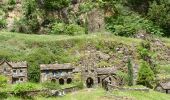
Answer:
[0,31,142,65]
[158,64,170,79]
[112,90,170,100]
[5,88,170,100]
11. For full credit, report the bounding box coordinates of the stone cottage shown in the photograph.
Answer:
[156,81,170,94]
[82,65,117,88]
[0,60,27,84]
[40,63,74,85]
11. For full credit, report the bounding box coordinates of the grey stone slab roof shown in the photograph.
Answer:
[40,63,73,70]
[8,61,27,68]
[160,81,170,90]
[0,60,27,68]
[97,67,116,75]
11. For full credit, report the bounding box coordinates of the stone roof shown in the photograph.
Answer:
[97,67,116,75]
[40,63,73,70]
[160,81,170,90]
[0,60,27,68]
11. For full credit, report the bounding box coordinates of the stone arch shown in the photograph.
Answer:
[67,78,72,84]
[59,78,64,85]
[51,79,56,83]
[86,77,94,88]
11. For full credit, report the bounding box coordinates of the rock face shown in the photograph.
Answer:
[87,9,105,33]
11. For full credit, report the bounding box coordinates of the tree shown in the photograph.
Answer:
[127,58,133,86]
[148,0,170,37]
[42,0,71,11]
[137,61,155,88]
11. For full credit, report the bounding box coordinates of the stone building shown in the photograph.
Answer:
[0,60,27,84]
[40,63,74,85]
[156,81,170,94]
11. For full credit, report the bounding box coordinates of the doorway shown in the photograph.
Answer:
[86,77,94,88]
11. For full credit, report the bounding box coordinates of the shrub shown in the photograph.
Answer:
[116,71,128,85]
[43,0,71,11]
[8,0,16,5]
[137,61,155,88]
[0,18,6,29]
[0,75,8,88]
[74,81,84,89]
[148,0,170,37]
[105,3,163,37]
[42,82,61,90]
[13,82,37,97]
[51,23,85,35]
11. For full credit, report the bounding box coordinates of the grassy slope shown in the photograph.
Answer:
[0,31,142,62]
[6,88,170,100]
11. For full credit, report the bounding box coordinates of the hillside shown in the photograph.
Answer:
[0,0,170,99]
[0,31,170,82]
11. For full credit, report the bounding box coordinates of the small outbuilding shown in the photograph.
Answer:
[156,81,170,94]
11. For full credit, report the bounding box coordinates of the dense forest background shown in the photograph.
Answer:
[0,0,170,37]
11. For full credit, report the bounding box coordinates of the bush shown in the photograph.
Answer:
[137,61,155,88]
[0,75,8,88]
[116,71,128,85]
[42,82,61,90]
[43,0,71,11]
[0,18,6,29]
[148,0,170,37]
[74,81,84,89]
[8,0,16,5]
[51,23,85,35]
[105,3,163,37]
[13,83,37,97]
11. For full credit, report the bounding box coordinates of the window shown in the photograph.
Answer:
[20,70,23,73]
[4,68,7,72]
[45,71,49,74]
[20,78,23,81]
[91,70,94,72]
[13,70,16,73]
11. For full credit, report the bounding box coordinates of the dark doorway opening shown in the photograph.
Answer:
[12,78,19,84]
[67,78,72,84]
[51,79,56,83]
[98,77,100,83]
[86,77,94,88]
[59,78,64,85]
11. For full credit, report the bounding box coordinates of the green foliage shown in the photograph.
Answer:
[8,0,16,5]
[13,16,40,34]
[43,0,71,10]
[0,18,6,29]
[42,82,61,90]
[127,58,133,86]
[13,0,40,33]
[51,23,85,35]
[116,71,128,85]
[138,41,151,60]
[126,0,153,14]
[23,0,37,18]
[106,13,163,37]
[74,81,84,89]
[26,48,56,82]
[13,82,38,98]
[0,75,7,88]
[148,0,170,37]
[79,1,96,14]
[137,61,155,88]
